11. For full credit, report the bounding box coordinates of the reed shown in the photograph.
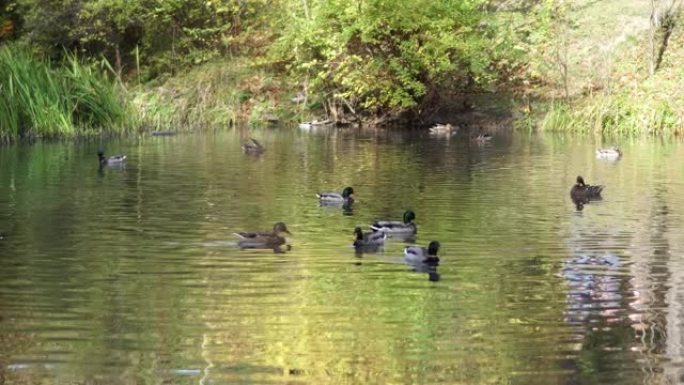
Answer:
[0,44,136,141]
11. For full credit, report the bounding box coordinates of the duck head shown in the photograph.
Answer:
[403,210,416,224]
[353,226,364,240]
[272,222,291,235]
[97,150,105,161]
[576,176,586,186]
[427,241,440,256]
[342,187,355,198]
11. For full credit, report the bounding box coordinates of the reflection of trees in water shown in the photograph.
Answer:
[562,184,684,384]
[562,215,645,384]
[628,186,681,384]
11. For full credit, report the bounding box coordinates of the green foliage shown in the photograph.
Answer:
[11,0,277,77]
[271,0,519,119]
[0,43,135,140]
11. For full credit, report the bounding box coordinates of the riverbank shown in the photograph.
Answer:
[2,0,683,141]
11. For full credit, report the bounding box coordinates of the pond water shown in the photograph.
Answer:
[1,127,684,384]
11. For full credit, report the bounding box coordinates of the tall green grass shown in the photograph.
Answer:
[0,44,136,141]
[539,94,684,136]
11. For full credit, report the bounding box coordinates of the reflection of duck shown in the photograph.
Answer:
[370,210,417,237]
[233,222,291,239]
[242,138,265,154]
[404,241,440,265]
[353,227,386,249]
[570,176,604,203]
[596,147,622,159]
[317,187,354,204]
[98,150,126,166]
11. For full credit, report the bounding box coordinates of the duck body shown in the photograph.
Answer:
[353,227,386,248]
[233,222,291,239]
[242,138,265,154]
[429,123,458,134]
[596,147,622,159]
[370,210,417,237]
[317,187,354,204]
[570,176,604,203]
[404,241,441,265]
[237,234,287,250]
[234,222,291,252]
[98,150,126,166]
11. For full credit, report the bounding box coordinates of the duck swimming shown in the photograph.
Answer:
[570,176,604,203]
[429,123,458,135]
[233,222,291,239]
[237,234,289,251]
[98,150,126,166]
[242,138,265,154]
[370,210,417,237]
[595,147,622,159]
[404,241,440,265]
[353,227,386,249]
[317,187,354,204]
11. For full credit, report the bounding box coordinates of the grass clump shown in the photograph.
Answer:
[0,44,136,141]
[133,58,294,131]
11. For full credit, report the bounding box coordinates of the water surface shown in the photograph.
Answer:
[1,128,684,384]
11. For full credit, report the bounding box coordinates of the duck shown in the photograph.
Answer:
[317,187,354,204]
[237,234,287,249]
[404,241,441,265]
[429,123,458,134]
[570,176,604,203]
[233,222,291,239]
[98,150,126,166]
[353,227,386,249]
[370,210,417,237]
[242,138,265,154]
[595,147,622,159]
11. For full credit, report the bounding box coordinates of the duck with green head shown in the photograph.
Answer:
[317,187,354,204]
[98,149,126,166]
[370,210,417,237]
[404,241,440,265]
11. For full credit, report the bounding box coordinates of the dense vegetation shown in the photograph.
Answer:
[1,0,683,139]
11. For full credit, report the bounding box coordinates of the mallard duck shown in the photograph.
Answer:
[317,187,354,204]
[233,222,291,239]
[370,210,417,236]
[404,241,440,265]
[570,176,604,202]
[353,227,386,249]
[98,150,126,166]
[242,138,265,154]
[429,123,458,134]
[596,147,622,159]
[237,234,291,253]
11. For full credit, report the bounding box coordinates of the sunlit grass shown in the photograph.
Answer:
[132,58,295,131]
